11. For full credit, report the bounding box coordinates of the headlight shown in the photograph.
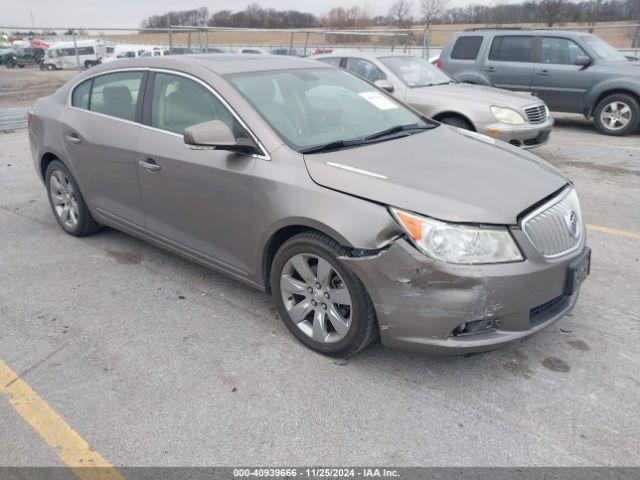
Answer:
[490,106,526,125]
[390,208,523,264]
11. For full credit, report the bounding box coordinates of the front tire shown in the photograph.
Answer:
[271,232,378,357]
[593,93,640,136]
[45,160,102,237]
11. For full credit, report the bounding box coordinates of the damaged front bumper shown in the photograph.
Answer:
[342,231,588,355]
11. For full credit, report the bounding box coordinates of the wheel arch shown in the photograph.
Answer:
[260,221,353,292]
[39,151,89,202]
[40,151,62,180]
[587,88,640,118]
[432,111,476,131]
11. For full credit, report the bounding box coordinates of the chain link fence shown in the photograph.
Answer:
[1,22,638,71]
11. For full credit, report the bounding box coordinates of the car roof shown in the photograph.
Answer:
[88,53,332,76]
[314,50,417,61]
[457,28,590,38]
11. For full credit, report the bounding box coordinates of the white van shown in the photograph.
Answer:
[41,40,106,70]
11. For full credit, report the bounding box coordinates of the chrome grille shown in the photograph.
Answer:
[522,188,583,258]
[524,104,547,124]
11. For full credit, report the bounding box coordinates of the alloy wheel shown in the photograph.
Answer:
[49,170,79,229]
[600,101,632,131]
[280,253,352,343]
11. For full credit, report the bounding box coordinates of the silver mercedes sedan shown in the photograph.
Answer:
[29,54,589,357]
[314,51,554,148]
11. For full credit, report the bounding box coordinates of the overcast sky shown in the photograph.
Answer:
[6,0,480,29]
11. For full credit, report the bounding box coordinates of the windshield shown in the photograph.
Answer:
[582,36,627,62]
[227,68,433,151]
[380,56,453,88]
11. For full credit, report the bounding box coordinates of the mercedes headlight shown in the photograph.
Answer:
[391,208,523,264]
[490,106,526,125]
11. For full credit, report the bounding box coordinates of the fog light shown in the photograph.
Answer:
[450,317,501,337]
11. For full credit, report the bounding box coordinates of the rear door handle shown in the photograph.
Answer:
[139,159,161,172]
[64,132,81,144]
[484,66,495,72]
[537,70,550,76]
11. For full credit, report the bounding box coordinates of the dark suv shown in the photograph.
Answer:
[4,47,44,69]
[439,29,640,136]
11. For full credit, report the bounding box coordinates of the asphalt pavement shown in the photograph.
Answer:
[1,115,639,467]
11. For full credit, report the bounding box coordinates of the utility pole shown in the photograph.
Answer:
[30,10,36,30]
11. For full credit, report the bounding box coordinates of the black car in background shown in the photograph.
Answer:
[4,47,44,68]
[169,47,196,55]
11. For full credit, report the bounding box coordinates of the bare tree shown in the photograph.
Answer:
[389,0,414,27]
[420,0,448,27]
[627,0,640,48]
[322,6,370,28]
[490,0,509,26]
[537,0,566,27]
[583,0,603,32]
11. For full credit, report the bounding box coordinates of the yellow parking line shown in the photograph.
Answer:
[587,224,640,240]
[0,359,123,480]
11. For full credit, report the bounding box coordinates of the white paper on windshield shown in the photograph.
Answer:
[359,91,398,110]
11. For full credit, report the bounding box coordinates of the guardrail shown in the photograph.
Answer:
[0,107,29,132]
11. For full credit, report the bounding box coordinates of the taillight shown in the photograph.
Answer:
[435,60,443,69]
[27,110,33,128]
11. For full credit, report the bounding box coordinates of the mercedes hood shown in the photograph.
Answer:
[303,126,568,225]
[410,82,541,108]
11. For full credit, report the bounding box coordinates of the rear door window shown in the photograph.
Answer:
[345,58,386,83]
[450,36,483,60]
[489,36,536,62]
[89,71,143,122]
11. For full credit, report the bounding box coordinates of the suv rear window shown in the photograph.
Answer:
[489,36,535,62]
[450,36,483,60]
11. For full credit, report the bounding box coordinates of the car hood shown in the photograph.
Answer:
[597,59,640,74]
[410,82,540,108]
[303,126,567,225]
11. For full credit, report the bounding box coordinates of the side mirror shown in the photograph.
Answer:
[183,120,258,154]
[575,55,592,67]
[374,79,394,92]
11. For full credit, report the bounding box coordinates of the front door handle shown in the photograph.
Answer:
[64,132,81,144]
[484,66,495,72]
[139,159,161,172]
[537,70,550,76]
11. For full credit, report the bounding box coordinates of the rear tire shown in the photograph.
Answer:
[438,115,473,130]
[271,231,378,357]
[45,160,102,237]
[593,93,640,136]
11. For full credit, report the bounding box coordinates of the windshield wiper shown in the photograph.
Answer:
[299,139,367,154]
[300,123,436,154]
[363,123,434,141]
